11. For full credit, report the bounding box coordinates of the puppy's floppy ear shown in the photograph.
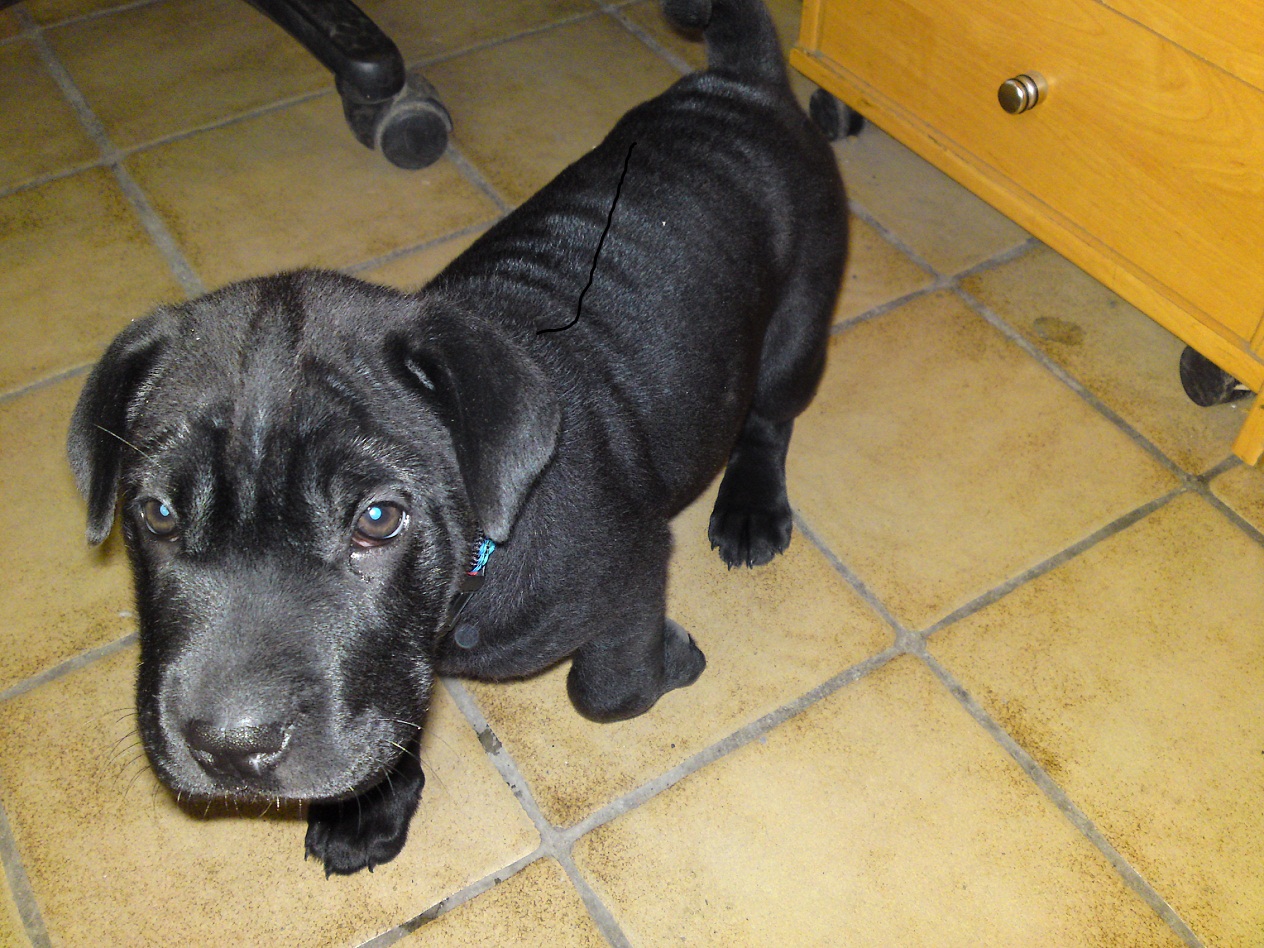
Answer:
[67,310,173,545]
[390,306,560,543]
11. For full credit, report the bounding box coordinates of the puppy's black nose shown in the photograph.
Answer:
[183,719,290,781]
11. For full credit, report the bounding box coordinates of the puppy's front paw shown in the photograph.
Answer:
[708,498,793,568]
[304,770,424,876]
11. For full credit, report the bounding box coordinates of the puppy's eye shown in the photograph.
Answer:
[139,499,180,539]
[353,502,407,547]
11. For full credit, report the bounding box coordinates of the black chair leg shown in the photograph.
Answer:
[244,0,451,169]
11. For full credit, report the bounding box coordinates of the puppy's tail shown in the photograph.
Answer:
[662,0,787,85]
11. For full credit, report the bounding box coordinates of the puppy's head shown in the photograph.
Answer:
[68,270,558,803]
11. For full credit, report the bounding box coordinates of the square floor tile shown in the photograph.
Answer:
[0,39,98,190]
[47,0,329,149]
[427,15,681,205]
[465,483,892,827]
[573,655,1181,946]
[0,647,538,946]
[360,226,487,290]
[0,379,135,692]
[834,126,1030,275]
[400,858,604,946]
[0,168,184,395]
[931,493,1264,947]
[126,94,498,286]
[788,291,1178,630]
[359,0,595,64]
[1211,461,1264,534]
[962,244,1244,473]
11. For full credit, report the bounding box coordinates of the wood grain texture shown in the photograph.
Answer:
[1101,0,1264,94]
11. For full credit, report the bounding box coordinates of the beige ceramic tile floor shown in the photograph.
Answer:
[1,1,1261,945]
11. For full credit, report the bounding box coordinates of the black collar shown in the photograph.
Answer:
[442,536,496,633]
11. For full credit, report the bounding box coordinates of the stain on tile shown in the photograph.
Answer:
[466,482,892,827]
[46,0,329,149]
[788,291,1178,630]
[574,656,1182,946]
[932,493,1264,946]
[0,648,538,946]
[400,858,604,946]
[126,94,498,286]
[0,169,184,395]
[834,126,1029,275]
[0,378,136,691]
[0,40,99,190]
[1033,315,1085,347]
[1210,461,1264,533]
[426,16,681,205]
[963,244,1244,473]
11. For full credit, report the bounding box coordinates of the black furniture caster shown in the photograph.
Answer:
[809,88,865,142]
[339,72,452,171]
[1179,346,1251,407]
[245,0,451,169]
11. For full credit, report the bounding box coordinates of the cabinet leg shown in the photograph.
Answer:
[809,89,865,142]
[1231,389,1264,466]
[1178,346,1250,407]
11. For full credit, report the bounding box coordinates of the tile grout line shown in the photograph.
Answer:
[560,647,900,843]
[917,487,1187,640]
[597,1,695,76]
[19,5,204,298]
[915,646,1207,948]
[1185,458,1264,549]
[0,633,138,706]
[829,193,1038,337]
[434,678,635,947]
[0,361,92,407]
[343,220,496,278]
[23,0,168,30]
[440,143,513,217]
[842,192,943,279]
[791,511,909,643]
[0,798,52,948]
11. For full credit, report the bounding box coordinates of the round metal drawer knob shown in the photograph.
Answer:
[998,73,1048,114]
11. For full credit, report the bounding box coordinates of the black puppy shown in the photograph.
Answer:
[68,0,847,875]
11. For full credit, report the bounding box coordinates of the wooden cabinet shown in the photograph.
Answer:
[792,0,1264,463]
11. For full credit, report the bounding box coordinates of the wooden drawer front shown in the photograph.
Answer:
[810,0,1264,345]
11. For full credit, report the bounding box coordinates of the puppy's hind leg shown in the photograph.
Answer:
[709,245,842,568]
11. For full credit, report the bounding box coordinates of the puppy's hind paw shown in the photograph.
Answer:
[707,500,793,569]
